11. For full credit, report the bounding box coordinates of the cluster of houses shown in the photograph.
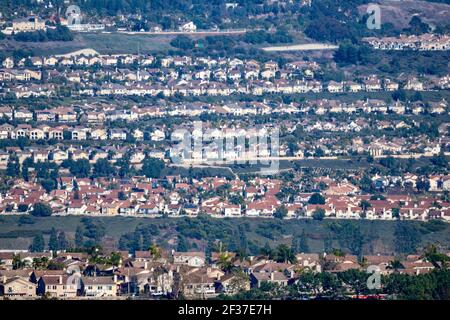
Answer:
[1,173,450,221]
[0,247,444,299]
[1,50,449,99]
[0,98,447,129]
[0,108,446,170]
[363,34,450,51]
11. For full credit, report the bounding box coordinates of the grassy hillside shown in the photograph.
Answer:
[0,215,448,256]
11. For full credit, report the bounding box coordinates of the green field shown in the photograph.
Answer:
[0,215,448,256]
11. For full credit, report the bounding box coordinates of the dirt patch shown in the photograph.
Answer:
[263,43,338,52]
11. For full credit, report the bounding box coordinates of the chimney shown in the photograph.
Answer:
[113,274,118,283]
[59,275,63,284]
[270,272,275,281]
[144,262,148,270]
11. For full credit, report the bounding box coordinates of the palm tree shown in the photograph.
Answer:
[218,252,234,273]
[12,254,26,270]
[148,244,162,260]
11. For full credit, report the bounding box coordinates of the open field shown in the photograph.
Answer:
[0,216,448,255]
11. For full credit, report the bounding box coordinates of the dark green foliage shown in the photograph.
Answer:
[81,217,105,243]
[170,35,194,50]
[274,205,287,219]
[62,159,91,178]
[29,234,45,252]
[30,202,52,217]
[48,227,58,251]
[329,221,364,256]
[6,154,20,177]
[312,208,326,221]
[308,193,325,205]
[13,25,73,42]
[57,231,68,250]
[141,157,165,178]
[93,158,115,177]
[75,226,84,248]
[394,221,422,255]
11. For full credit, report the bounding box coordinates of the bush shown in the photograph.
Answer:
[308,193,326,205]
[312,208,326,221]
[31,202,52,217]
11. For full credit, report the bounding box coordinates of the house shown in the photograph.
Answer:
[0,276,37,298]
[173,252,206,267]
[0,252,15,269]
[346,81,363,93]
[12,16,46,33]
[182,268,220,297]
[179,22,197,32]
[14,108,33,122]
[67,201,87,215]
[2,57,14,69]
[37,275,79,298]
[327,81,344,93]
[109,129,127,140]
[82,277,118,297]
[137,204,159,215]
[404,78,424,91]
[215,273,250,294]
[223,204,241,217]
[250,271,289,288]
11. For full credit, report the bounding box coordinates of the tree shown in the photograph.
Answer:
[31,202,52,217]
[93,158,115,177]
[170,35,194,50]
[108,252,122,268]
[49,228,58,251]
[57,231,68,250]
[274,205,288,219]
[29,234,45,252]
[298,230,310,253]
[6,154,20,177]
[312,208,326,221]
[274,244,297,263]
[392,207,400,219]
[141,157,165,178]
[69,159,91,178]
[308,193,325,205]
[148,244,162,260]
[75,226,84,248]
[177,235,189,252]
[387,259,405,273]
[329,222,364,256]
[392,89,407,102]
[359,200,371,212]
[324,233,333,253]
[118,191,128,200]
[12,254,26,269]
[394,222,421,255]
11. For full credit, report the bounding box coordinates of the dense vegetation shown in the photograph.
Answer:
[218,269,450,300]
